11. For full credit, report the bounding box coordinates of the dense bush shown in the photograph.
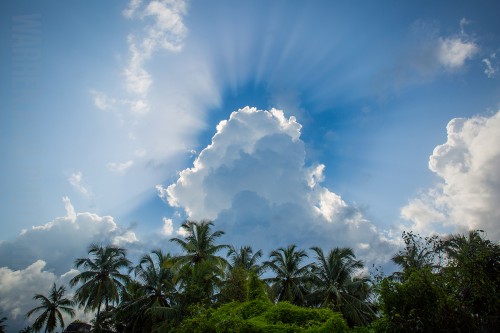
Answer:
[173,301,349,333]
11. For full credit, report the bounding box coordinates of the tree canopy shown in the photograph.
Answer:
[18,222,498,333]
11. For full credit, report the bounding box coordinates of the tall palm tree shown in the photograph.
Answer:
[264,245,312,304]
[118,250,178,332]
[227,245,263,274]
[309,247,375,326]
[170,220,229,305]
[26,283,75,333]
[70,243,131,319]
[170,220,229,269]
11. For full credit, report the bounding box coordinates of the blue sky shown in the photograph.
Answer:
[1,0,500,330]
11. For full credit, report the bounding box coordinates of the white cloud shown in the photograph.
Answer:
[0,197,137,275]
[482,54,498,78]
[68,171,92,198]
[159,107,396,264]
[123,0,188,97]
[107,160,134,175]
[401,110,500,240]
[459,17,469,36]
[438,37,478,69]
[123,0,143,18]
[0,198,141,330]
[0,261,94,332]
[175,226,189,237]
[130,99,150,115]
[86,0,207,181]
[90,90,116,111]
[63,196,77,222]
[124,35,153,96]
[161,217,174,236]
[0,260,56,321]
[400,192,446,233]
[159,107,303,219]
[113,230,139,246]
[387,19,479,88]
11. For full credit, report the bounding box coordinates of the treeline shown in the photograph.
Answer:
[7,221,498,333]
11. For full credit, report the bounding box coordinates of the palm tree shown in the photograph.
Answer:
[170,220,229,305]
[391,231,441,281]
[309,247,375,326]
[26,283,75,333]
[227,245,263,274]
[118,250,178,332]
[263,245,312,304]
[170,220,229,269]
[70,243,131,319]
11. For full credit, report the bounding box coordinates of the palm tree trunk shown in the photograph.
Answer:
[96,304,101,328]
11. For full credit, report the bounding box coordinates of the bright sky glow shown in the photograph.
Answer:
[1,1,500,330]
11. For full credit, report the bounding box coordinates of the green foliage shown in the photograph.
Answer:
[23,226,498,333]
[176,260,224,308]
[173,300,348,333]
[377,230,500,332]
[441,230,500,330]
[379,267,449,332]
[240,300,272,320]
[219,267,249,303]
[247,273,270,302]
[264,302,332,326]
[307,314,350,333]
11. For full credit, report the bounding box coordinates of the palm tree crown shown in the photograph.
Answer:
[170,220,230,305]
[133,250,176,306]
[117,250,177,332]
[26,283,75,333]
[170,220,229,268]
[309,246,374,326]
[264,244,312,304]
[70,243,131,317]
[227,245,263,274]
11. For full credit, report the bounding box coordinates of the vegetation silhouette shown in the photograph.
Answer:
[26,283,75,333]
[15,221,498,333]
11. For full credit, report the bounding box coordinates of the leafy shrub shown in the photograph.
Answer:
[174,300,349,333]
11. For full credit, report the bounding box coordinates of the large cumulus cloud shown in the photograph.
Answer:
[158,107,396,264]
[401,110,500,240]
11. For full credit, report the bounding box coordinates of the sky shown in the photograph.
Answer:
[1,0,500,331]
